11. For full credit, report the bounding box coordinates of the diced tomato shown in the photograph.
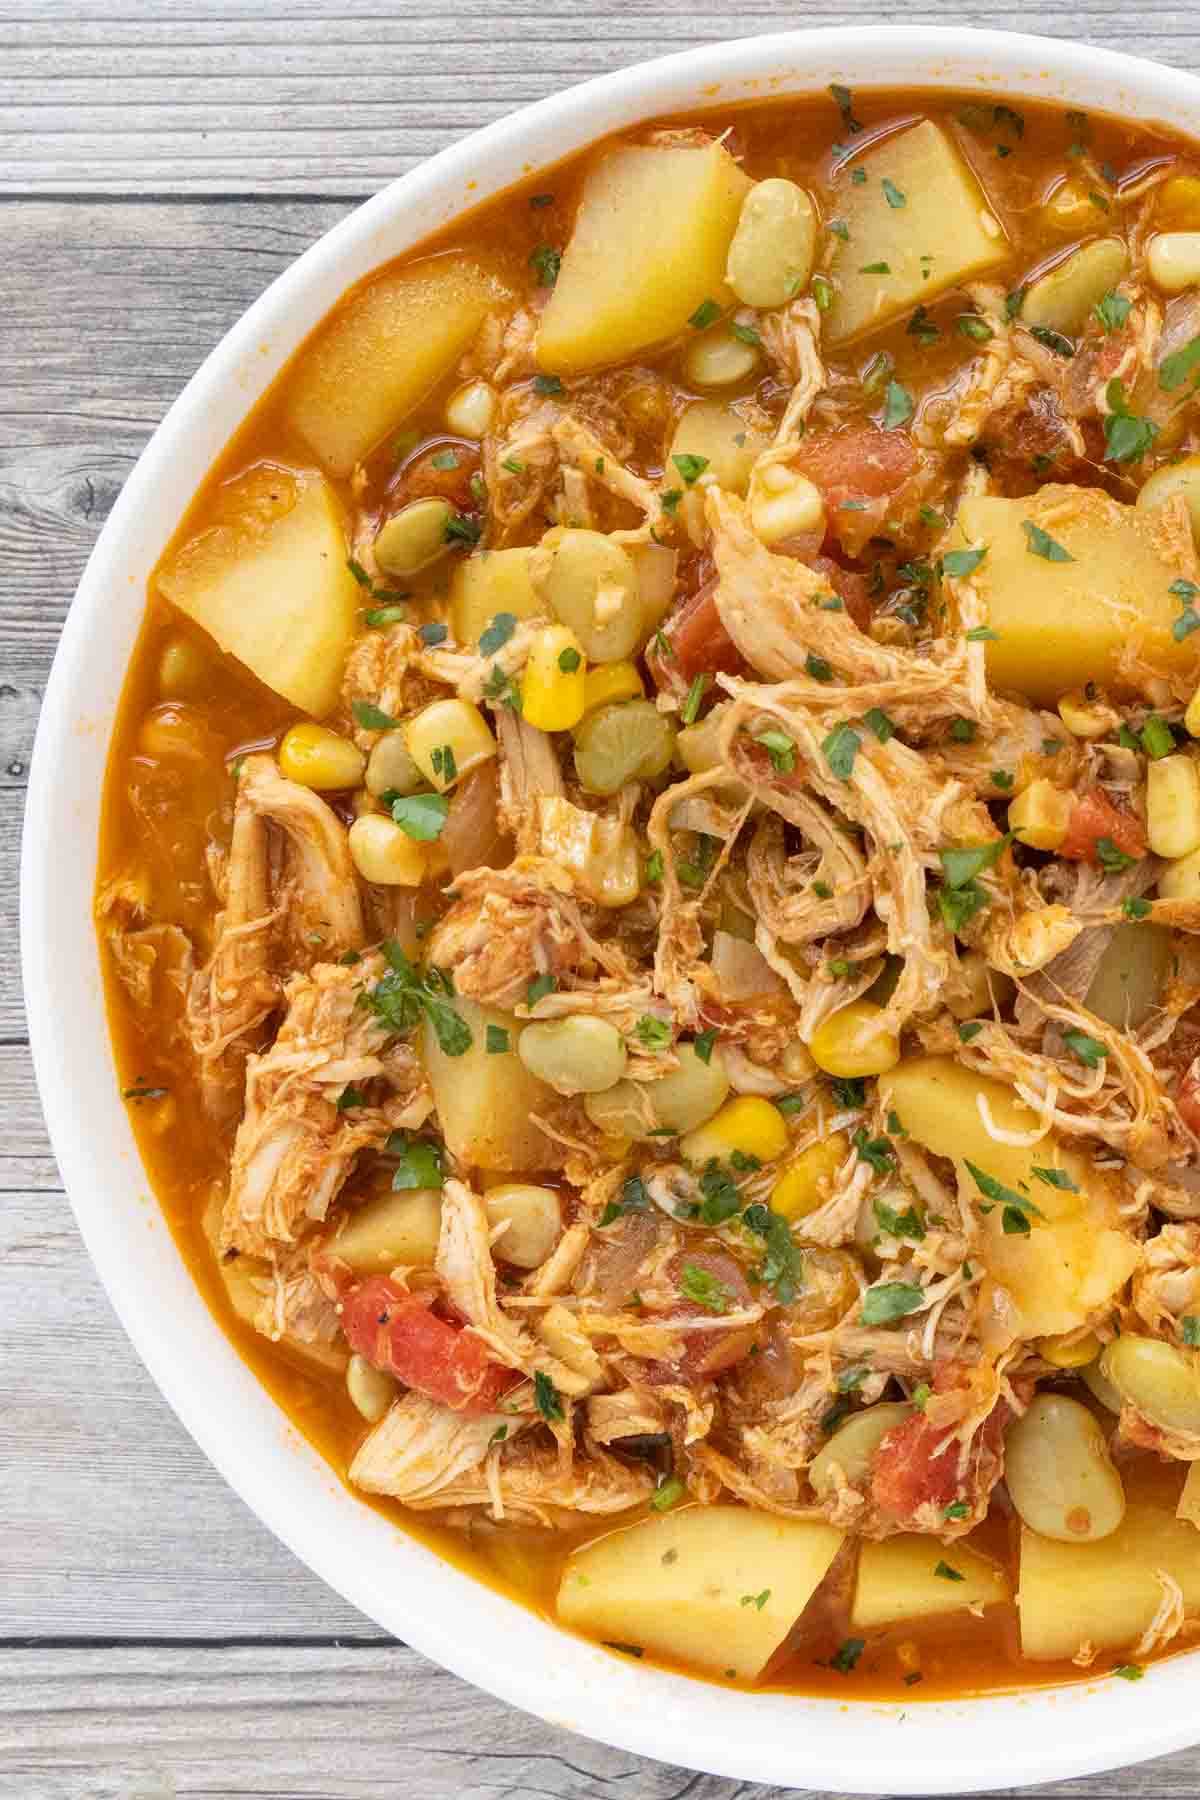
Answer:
[872,1363,1009,1527]
[340,1276,512,1415]
[647,579,747,691]
[811,551,873,631]
[649,1251,757,1383]
[1177,1061,1200,1137]
[1060,786,1147,866]
[392,437,481,511]
[793,425,917,510]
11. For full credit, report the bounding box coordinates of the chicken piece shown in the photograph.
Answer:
[918,282,1042,451]
[187,754,365,1121]
[252,1243,346,1366]
[349,1389,533,1504]
[744,802,869,946]
[706,490,982,731]
[222,956,428,1256]
[425,858,589,1011]
[1133,1223,1200,1343]
[407,1437,657,1524]
[495,708,565,853]
[435,1179,594,1396]
[585,1389,668,1446]
[341,624,447,747]
[96,871,194,1010]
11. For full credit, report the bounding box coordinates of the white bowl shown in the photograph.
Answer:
[21,26,1200,1792]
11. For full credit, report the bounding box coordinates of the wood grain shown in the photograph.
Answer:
[8,9,1200,1794]
[1,2,1198,195]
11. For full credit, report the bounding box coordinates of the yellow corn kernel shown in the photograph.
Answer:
[1160,843,1200,901]
[538,795,639,907]
[1147,231,1200,294]
[404,697,496,791]
[278,722,366,791]
[1058,689,1118,740]
[770,1132,851,1221]
[1147,752,1200,859]
[679,1095,790,1168]
[1008,777,1072,851]
[443,379,496,439]
[520,624,587,731]
[582,659,644,714]
[1159,175,1200,228]
[809,999,900,1079]
[347,813,428,885]
[1038,1331,1102,1369]
[749,464,826,546]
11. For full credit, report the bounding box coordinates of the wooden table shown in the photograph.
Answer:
[4,6,1200,1793]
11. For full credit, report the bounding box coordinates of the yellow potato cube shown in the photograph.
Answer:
[824,121,1009,344]
[537,142,751,375]
[1019,1493,1200,1660]
[881,1056,1138,1337]
[557,1505,844,1679]
[954,486,1200,704]
[422,999,556,1171]
[852,1535,1009,1630]
[449,548,542,647]
[157,465,359,717]
[286,256,510,475]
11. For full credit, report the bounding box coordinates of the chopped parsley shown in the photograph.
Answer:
[1031,1165,1079,1192]
[1160,334,1200,393]
[874,1194,925,1241]
[478,611,517,655]
[533,373,563,397]
[681,671,709,726]
[881,176,907,208]
[352,699,398,732]
[863,707,895,743]
[1022,520,1074,562]
[649,1476,686,1512]
[830,1637,866,1674]
[534,1370,564,1423]
[1029,324,1075,358]
[387,1134,445,1191]
[672,452,709,485]
[336,1082,367,1111]
[964,1158,1045,1236]
[883,380,914,429]
[1096,836,1137,872]
[391,792,449,840]
[598,1174,651,1228]
[526,972,557,1008]
[854,1127,896,1176]
[1141,714,1175,760]
[486,1024,510,1055]
[942,545,987,579]
[1063,1030,1107,1068]
[1181,1317,1200,1346]
[957,313,993,343]
[1095,290,1132,334]
[742,1203,802,1304]
[934,1560,965,1582]
[1123,896,1152,921]
[755,727,797,772]
[528,243,561,287]
[829,82,863,135]
[822,720,861,781]
[939,834,1010,890]
[635,1014,672,1051]
[1104,378,1158,464]
[679,1262,733,1314]
[361,941,472,1057]
[688,297,722,331]
[859,1282,925,1326]
[1113,1663,1144,1681]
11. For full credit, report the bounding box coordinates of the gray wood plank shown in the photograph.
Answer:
[4,1643,1200,1800]
[0,1,1198,196]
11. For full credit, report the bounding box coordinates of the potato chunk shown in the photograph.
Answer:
[852,1535,1009,1630]
[157,464,359,716]
[449,548,541,647]
[537,142,751,375]
[881,1057,1138,1337]
[1020,1492,1200,1659]
[286,256,510,476]
[955,486,1200,703]
[557,1506,844,1679]
[422,998,556,1171]
[824,121,1008,344]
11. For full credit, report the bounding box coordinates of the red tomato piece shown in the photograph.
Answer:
[872,1363,1009,1528]
[340,1276,512,1415]
[647,579,747,690]
[1060,787,1147,866]
[655,1250,757,1382]
[1177,1062,1200,1138]
[793,425,917,510]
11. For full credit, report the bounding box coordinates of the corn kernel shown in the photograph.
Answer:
[1159,176,1200,229]
[946,948,1013,1022]
[810,999,900,1079]
[278,722,366,791]
[1147,752,1200,859]
[1038,1331,1102,1369]
[347,813,428,885]
[519,624,587,732]
[679,1095,790,1168]
[1147,231,1200,295]
[749,468,825,546]
[404,697,496,791]
[1008,777,1072,851]
[443,379,496,439]
[770,1132,851,1221]
[582,659,644,714]
[1160,844,1200,901]
[538,795,639,907]
[1058,689,1118,740]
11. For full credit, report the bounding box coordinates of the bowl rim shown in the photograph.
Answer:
[22,24,1200,1792]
